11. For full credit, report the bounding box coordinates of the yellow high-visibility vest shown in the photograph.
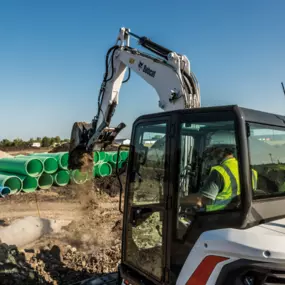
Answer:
[206,157,258,212]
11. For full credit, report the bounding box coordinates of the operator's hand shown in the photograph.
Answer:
[180,194,208,209]
[180,193,201,206]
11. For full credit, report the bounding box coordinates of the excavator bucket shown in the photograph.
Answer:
[68,121,126,172]
[68,122,94,172]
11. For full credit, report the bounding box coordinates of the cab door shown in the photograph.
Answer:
[122,117,171,283]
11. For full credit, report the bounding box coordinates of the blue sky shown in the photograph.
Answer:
[0,0,284,140]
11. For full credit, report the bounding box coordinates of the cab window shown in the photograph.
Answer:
[248,123,285,197]
[177,120,239,239]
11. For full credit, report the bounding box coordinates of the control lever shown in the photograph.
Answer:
[130,207,153,227]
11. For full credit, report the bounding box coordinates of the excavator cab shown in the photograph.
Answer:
[118,105,285,285]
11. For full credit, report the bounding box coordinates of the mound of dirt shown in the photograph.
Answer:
[48,143,70,153]
[0,171,126,284]
[0,243,47,284]
[0,150,12,158]
[23,242,121,284]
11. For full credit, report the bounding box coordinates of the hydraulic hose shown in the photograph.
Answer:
[95,45,120,131]
[0,157,43,177]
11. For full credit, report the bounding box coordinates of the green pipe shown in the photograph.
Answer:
[0,174,22,194]
[52,170,70,186]
[17,175,38,193]
[0,157,43,177]
[29,152,69,170]
[120,151,129,161]
[0,186,11,197]
[0,171,38,193]
[93,162,112,177]
[105,152,121,164]
[37,173,53,190]
[107,152,122,169]
[70,169,88,184]
[103,151,115,162]
[93,151,107,163]
[30,156,58,174]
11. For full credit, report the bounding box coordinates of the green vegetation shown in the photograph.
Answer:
[0,137,70,148]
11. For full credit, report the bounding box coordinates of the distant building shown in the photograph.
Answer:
[32,142,41,148]
[115,138,130,145]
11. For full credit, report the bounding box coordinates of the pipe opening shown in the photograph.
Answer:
[38,174,53,189]
[94,151,107,163]
[44,157,58,174]
[93,162,112,177]
[0,187,11,197]
[71,170,88,184]
[94,152,100,163]
[26,159,43,176]
[5,177,22,193]
[120,151,129,161]
[99,163,112,176]
[54,170,70,186]
[22,177,38,193]
[59,153,69,169]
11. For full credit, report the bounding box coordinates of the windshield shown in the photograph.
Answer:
[248,123,285,197]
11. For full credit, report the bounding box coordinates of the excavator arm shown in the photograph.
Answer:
[68,27,200,170]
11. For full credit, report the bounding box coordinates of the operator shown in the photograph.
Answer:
[181,146,258,212]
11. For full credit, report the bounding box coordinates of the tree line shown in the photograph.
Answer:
[0,137,70,148]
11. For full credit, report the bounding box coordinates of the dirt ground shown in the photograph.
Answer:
[0,174,125,284]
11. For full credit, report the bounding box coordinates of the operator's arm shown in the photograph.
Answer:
[180,170,224,206]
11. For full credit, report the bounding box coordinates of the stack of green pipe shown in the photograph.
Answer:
[52,170,70,186]
[92,150,129,178]
[0,150,130,195]
[29,152,68,170]
[9,154,56,191]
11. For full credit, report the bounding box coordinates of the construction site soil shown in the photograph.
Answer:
[0,175,125,284]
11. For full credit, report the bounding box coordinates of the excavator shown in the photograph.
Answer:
[70,28,285,285]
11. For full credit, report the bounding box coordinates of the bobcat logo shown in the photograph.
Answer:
[138,61,144,70]
[138,61,156,78]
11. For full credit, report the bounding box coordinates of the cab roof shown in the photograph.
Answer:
[134,105,285,128]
